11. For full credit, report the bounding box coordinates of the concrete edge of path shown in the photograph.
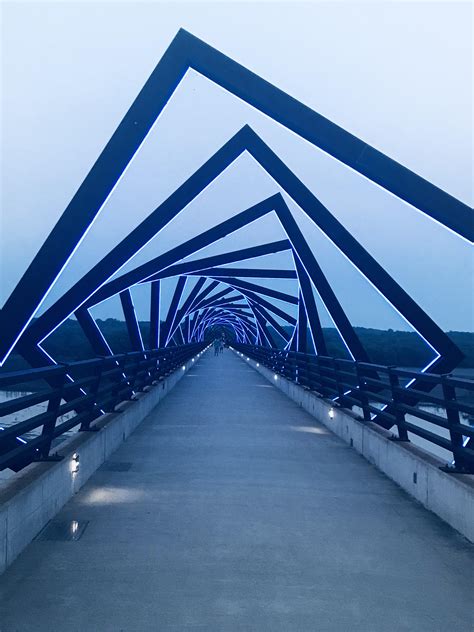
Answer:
[236,352,474,543]
[0,357,199,575]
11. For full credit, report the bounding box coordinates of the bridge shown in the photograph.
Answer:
[0,28,473,631]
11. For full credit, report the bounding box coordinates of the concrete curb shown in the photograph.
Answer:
[0,356,200,575]
[238,353,474,543]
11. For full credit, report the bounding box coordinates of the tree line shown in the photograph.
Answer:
[2,318,473,372]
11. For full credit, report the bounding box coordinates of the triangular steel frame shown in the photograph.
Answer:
[1,29,471,364]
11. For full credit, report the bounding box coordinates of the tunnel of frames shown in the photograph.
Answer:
[0,30,472,472]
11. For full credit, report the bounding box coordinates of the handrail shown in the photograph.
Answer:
[0,343,206,472]
[233,344,474,474]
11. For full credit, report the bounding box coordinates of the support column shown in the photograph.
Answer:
[120,289,144,352]
[149,280,160,350]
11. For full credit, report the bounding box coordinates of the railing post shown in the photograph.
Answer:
[355,362,371,422]
[333,358,345,405]
[36,366,68,461]
[301,353,310,389]
[129,354,143,395]
[388,368,409,441]
[109,355,128,411]
[441,375,470,472]
[314,356,325,397]
[80,358,105,431]
[308,355,319,392]
[311,355,321,395]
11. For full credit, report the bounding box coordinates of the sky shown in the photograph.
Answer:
[1,0,473,339]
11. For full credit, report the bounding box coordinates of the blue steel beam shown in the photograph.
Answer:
[190,267,297,279]
[84,195,281,307]
[75,307,113,356]
[15,128,461,376]
[166,277,207,342]
[199,313,249,343]
[193,304,256,332]
[2,29,471,364]
[160,276,187,347]
[17,127,461,379]
[223,285,297,326]
[185,281,221,315]
[18,185,280,349]
[292,256,327,356]
[119,289,144,352]
[149,280,161,350]
[144,240,291,281]
[253,310,277,348]
[249,302,290,344]
[297,292,308,353]
[193,304,256,339]
[212,277,298,306]
[274,196,370,361]
[189,287,238,313]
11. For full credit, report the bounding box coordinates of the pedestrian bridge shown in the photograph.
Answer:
[0,26,473,631]
[0,349,473,631]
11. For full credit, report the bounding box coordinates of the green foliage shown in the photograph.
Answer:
[1,319,473,371]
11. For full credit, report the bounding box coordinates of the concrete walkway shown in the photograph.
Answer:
[0,351,472,631]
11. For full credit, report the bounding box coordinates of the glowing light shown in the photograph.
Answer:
[71,452,80,475]
[291,425,329,435]
[328,407,335,419]
[274,374,278,380]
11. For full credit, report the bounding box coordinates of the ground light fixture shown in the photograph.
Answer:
[328,408,335,420]
[70,452,80,475]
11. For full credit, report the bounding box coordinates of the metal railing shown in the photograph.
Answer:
[234,344,474,473]
[0,343,205,472]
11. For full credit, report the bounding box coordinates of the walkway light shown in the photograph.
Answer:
[274,374,278,380]
[328,407,335,419]
[182,365,186,371]
[256,363,259,367]
[71,452,80,475]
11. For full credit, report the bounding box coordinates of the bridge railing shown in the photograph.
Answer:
[0,343,205,472]
[233,344,474,473]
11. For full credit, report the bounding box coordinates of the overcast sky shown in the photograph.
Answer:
[1,1,473,339]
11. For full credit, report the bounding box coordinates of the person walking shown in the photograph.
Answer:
[213,338,220,356]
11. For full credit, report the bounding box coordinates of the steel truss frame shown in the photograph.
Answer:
[1,29,471,365]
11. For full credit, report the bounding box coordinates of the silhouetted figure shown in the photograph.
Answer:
[213,338,220,356]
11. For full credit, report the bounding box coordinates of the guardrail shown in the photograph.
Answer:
[234,344,474,474]
[0,343,205,472]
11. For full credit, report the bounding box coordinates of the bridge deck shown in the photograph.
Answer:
[0,351,472,631]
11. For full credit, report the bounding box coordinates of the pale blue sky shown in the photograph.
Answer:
[1,1,473,334]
